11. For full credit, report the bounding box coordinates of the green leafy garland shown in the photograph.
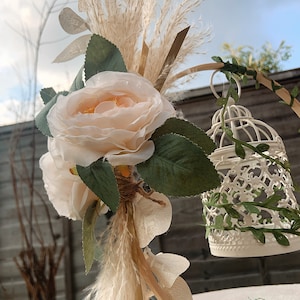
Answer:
[203,57,300,246]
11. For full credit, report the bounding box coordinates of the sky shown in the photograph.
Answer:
[1,0,300,126]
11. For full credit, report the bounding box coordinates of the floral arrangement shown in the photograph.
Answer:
[36,1,220,299]
[35,0,300,299]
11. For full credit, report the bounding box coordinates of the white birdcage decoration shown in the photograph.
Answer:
[202,72,300,257]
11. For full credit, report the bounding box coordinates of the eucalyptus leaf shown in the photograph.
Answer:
[84,34,127,81]
[53,34,92,63]
[137,134,220,196]
[35,91,68,137]
[272,231,290,246]
[152,118,216,155]
[77,159,120,212]
[82,201,99,274]
[40,87,56,104]
[59,7,89,34]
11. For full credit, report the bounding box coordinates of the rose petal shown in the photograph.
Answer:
[133,192,172,248]
[107,140,155,167]
[39,152,108,220]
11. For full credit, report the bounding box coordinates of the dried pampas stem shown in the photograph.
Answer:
[85,166,170,299]
[129,214,171,300]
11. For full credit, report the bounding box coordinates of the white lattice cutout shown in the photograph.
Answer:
[202,103,300,257]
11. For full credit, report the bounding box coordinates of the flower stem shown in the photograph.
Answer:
[129,217,171,300]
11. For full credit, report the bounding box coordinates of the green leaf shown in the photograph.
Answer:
[290,86,299,98]
[40,87,56,104]
[242,202,260,214]
[84,34,127,81]
[249,228,266,244]
[152,118,216,155]
[228,86,239,102]
[279,208,299,222]
[271,80,282,92]
[225,215,232,227]
[77,159,120,212]
[205,226,211,239]
[232,57,238,65]
[273,231,290,246]
[291,219,300,231]
[235,142,246,159]
[224,127,233,137]
[256,143,270,153]
[246,69,257,79]
[212,56,223,63]
[216,97,227,106]
[35,91,68,137]
[262,192,281,208]
[137,134,220,196]
[69,66,84,92]
[221,193,228,204]
[82,201,99,274]
[214,215,224,229]
[242,75,248,85]
[223,205,241,219]
[208,192,221,205]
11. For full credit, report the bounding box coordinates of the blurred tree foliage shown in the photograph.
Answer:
[222,41,292,74]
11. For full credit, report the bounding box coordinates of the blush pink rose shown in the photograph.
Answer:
[39,151,108,220]
[47,71,176,167]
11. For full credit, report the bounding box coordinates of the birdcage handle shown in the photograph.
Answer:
[209,70,241,100]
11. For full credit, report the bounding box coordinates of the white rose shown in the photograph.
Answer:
[47,71,176,167]
[39,151,108,220]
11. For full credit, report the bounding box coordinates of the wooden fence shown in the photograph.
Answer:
[1,68,300,299]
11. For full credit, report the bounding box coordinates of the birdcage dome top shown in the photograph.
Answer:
[208,99,282,148]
